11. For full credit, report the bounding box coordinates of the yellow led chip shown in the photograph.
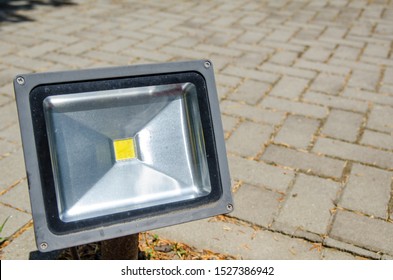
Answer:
[113,138,136,161]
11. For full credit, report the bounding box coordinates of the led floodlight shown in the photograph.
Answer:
[14,60,233,252]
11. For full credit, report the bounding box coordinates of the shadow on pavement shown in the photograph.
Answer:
[0,0,75,23]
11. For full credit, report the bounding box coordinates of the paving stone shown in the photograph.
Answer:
[275,115,319,149]
[84,50,133,65]
[236,52,268,69]
[221,115,239,135]
[261,96,328,118]
[322,109,364,142]
[313,138,393,169]
[18,42,62,58]
[270,76,309,99]
[227,121,274,157]
[0,103,18,131]
[262,145,345,179]
[340,164,392,219]
[302,47,331,62]
[363,43,390,58]
[0,123,22,145]
[223,65,279,84]
[330,210,393,255]
[228,155,294,192]
[321,248,358,260]
[310,73,346,95]
[1,226,36,260]
[0,204,31,239]
[44,53,95,68]
[231,80,271,105]
[229,184,281,228]
[329,57,380,72]
[295,59,351,75]
[275,174,339,235]
[367,105,393,133]
[0,149,26,192]
[342,88,393,106]
[333,45,362,60]
[303,91,369,113]
[348,69,381,91]
[380,84,393,95]
[154,219,321,259]
[61,41,97,55]
[0,139,18,158]
[259,63,317,79]
[266,28,298,43]
[360,130,393,150]
[216,74,242,88]
[324,237,381,259]
[383,67,393,85]
[220,100,284,124]
[0,180,31,213]
[269,50,299,66]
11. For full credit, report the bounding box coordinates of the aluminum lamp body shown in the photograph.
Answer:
[14,60,233,252]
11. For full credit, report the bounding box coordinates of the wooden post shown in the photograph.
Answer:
[101,234,139,260]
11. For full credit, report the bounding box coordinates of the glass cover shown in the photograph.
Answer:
[43,83,211,222]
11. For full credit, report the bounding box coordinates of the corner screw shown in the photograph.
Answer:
[40,242,48,250]
[16,76,25,85]
[227,203,233,211]
[204,61,211,69]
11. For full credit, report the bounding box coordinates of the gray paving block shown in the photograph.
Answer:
[330,210,393,255]
[340,164,391,219]
[0,123,22,145]
[361,130,393,150]
[0,204,31,239]
[222,65,279,84]
[313,138,393,169]
[1,227,37,260]
[227,121,274,157]
[0,149,26,192]
[0,139,18,158]
[342,88,393,106]
[303,91,368,113]
[363,43,390,58]
[221,115,239,134]
[0,180,31,213]
[154,219,321,259]
[229,184,281,228]
[322,109,364,142]
[220,100,284,124]
[231,80,271,105]
[228,155,294,192]
[310,73,346,95]
[321,248,358,260]
[259,63,317,79]
[295,59,350,75]
[367,105,393,133]
[270,76,309,99]
[275,174,339,235]
[333,45,361,60]
[0,103,18,131]
[302,47,331,62]
[275,115,319,149]
[324,237,381,259]
[261,96,328,118]
[262,145,345,179]
[269,50,298,66]
[348,69,381,91]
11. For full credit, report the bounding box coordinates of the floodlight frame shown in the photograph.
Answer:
[14,60,233,252]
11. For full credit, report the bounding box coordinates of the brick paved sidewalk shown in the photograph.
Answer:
[0,0,392,260]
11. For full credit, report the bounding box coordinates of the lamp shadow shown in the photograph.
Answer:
[0,0,75,23]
